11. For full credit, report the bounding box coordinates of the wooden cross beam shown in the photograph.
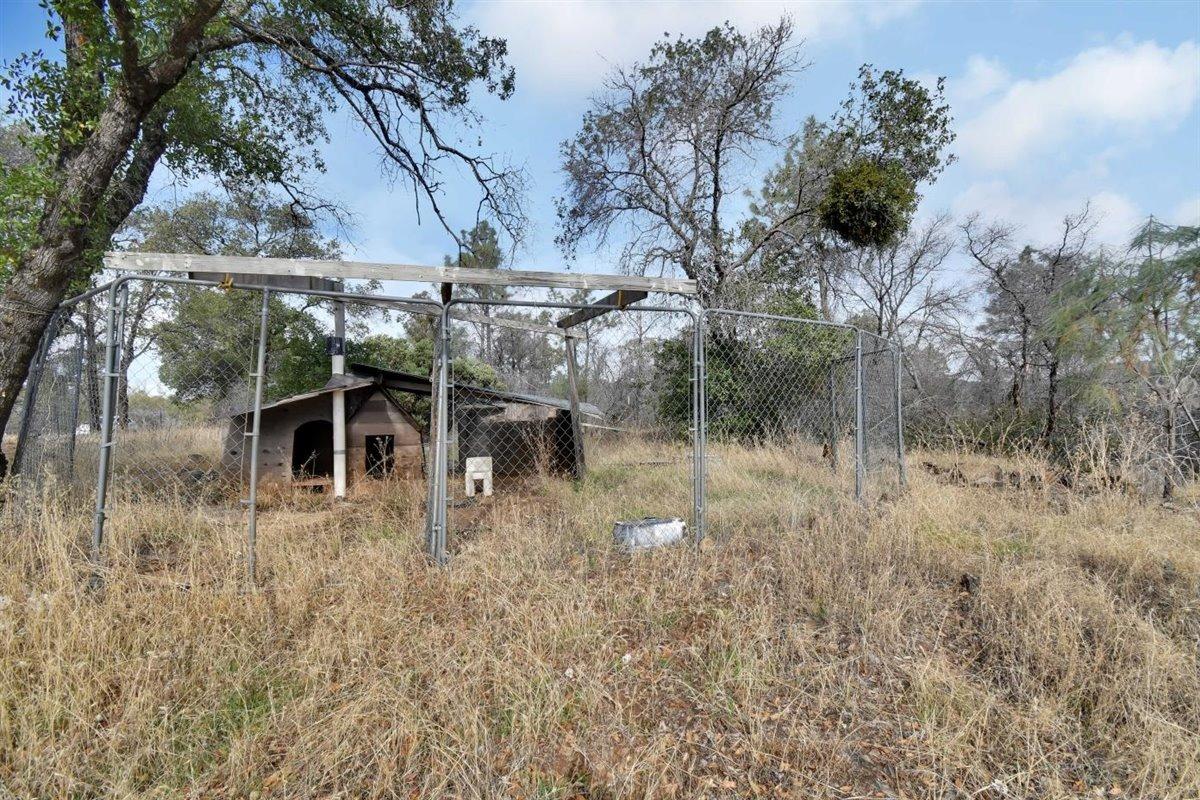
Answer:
[379,300,585,340]
[555,289,649,329]
[105,252,698,295]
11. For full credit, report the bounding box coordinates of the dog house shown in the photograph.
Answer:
[223,374,425,485]
[223,365,599,487]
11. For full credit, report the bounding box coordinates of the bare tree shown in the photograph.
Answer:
[836,213,961,342]
[556,20,806,302]
[963,208,1096,440]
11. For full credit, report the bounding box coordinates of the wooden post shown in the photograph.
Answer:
[564,336,586,479]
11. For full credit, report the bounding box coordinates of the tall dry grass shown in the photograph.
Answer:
[1,440,1197,798]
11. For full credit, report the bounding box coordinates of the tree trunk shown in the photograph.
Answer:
[82,300,102,431]
[1163,402,1177,500]
[0,0,223,474]
[818,270,832,321]
[1043,357,1059,441]
[0,90,148,472]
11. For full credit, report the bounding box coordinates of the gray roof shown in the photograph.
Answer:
[349,364,602,417]
[230,366,601,418]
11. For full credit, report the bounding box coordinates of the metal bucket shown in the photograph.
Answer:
[612,517,687,552]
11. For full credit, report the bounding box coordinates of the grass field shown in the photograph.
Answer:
[1,440,1198,798]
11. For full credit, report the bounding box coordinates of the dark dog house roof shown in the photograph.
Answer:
[231,364,602,418]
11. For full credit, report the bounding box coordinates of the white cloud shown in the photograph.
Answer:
[952,180,1143,247]
[956,55,1010,102]
[958,39,1200,169]
[469,0,921,96]
[1172,195,1200,225]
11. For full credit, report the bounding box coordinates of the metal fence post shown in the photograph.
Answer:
[91,281,128,566]
[854,329,864,503]
[423,312,443,557]
[429,305,452,565]
[894,344,907,489]
[245,289,271,583]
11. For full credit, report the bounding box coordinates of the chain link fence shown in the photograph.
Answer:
[429,298,700,562]
[700,311,903,525]
[7,276,904,575]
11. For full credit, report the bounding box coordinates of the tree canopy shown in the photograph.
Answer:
[0,0,525,467]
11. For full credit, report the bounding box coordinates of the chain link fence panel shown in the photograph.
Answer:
[8,276,906,572]
[434,299,699,562]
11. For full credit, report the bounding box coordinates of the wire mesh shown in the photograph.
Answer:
[8,274,907,570]
[7,303,96,501]
[92,280,264,564]
[440,299,698,558]
[702,310,861,524]
[860,331,903,500]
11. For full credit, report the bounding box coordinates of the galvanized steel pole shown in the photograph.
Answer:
[431,305,452,564]
[91,281,128,566]
[691,305,706,544]
[245,289,271,583]
[423,315,442,557]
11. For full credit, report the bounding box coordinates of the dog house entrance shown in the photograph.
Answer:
[365,434,395,476]
[292,419,334,478]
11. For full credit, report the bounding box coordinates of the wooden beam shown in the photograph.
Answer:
[105,252,697,295]
[556,289,648,329]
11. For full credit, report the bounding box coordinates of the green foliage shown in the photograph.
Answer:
[658,292,851,442]
[818,158,916,248]
[747,65,954,299]
[350,332,498,423]
[119,188,342,259]
[153,291,324,404]
[0,125,51,281]
[831,65,956,187]
[447,220,508,303]
[1117,219,1199,376]
[0,0,523,288]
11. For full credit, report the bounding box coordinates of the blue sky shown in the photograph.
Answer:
[2,0,1198,276]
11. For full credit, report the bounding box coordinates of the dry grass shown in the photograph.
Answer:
[1,440,1198,799]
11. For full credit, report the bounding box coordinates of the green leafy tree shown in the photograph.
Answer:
[117,189,346,415]
[658,289,851,442]
[1113,218,1199,496]
[0,0,524,473]
[448,220,508,362]
[747,66,954,317]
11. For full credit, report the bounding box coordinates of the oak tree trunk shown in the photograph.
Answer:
[0,90,147,473]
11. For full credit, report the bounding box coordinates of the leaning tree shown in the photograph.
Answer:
[0,0,525,473]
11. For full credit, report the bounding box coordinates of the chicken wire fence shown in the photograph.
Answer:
[6,275,905,576]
